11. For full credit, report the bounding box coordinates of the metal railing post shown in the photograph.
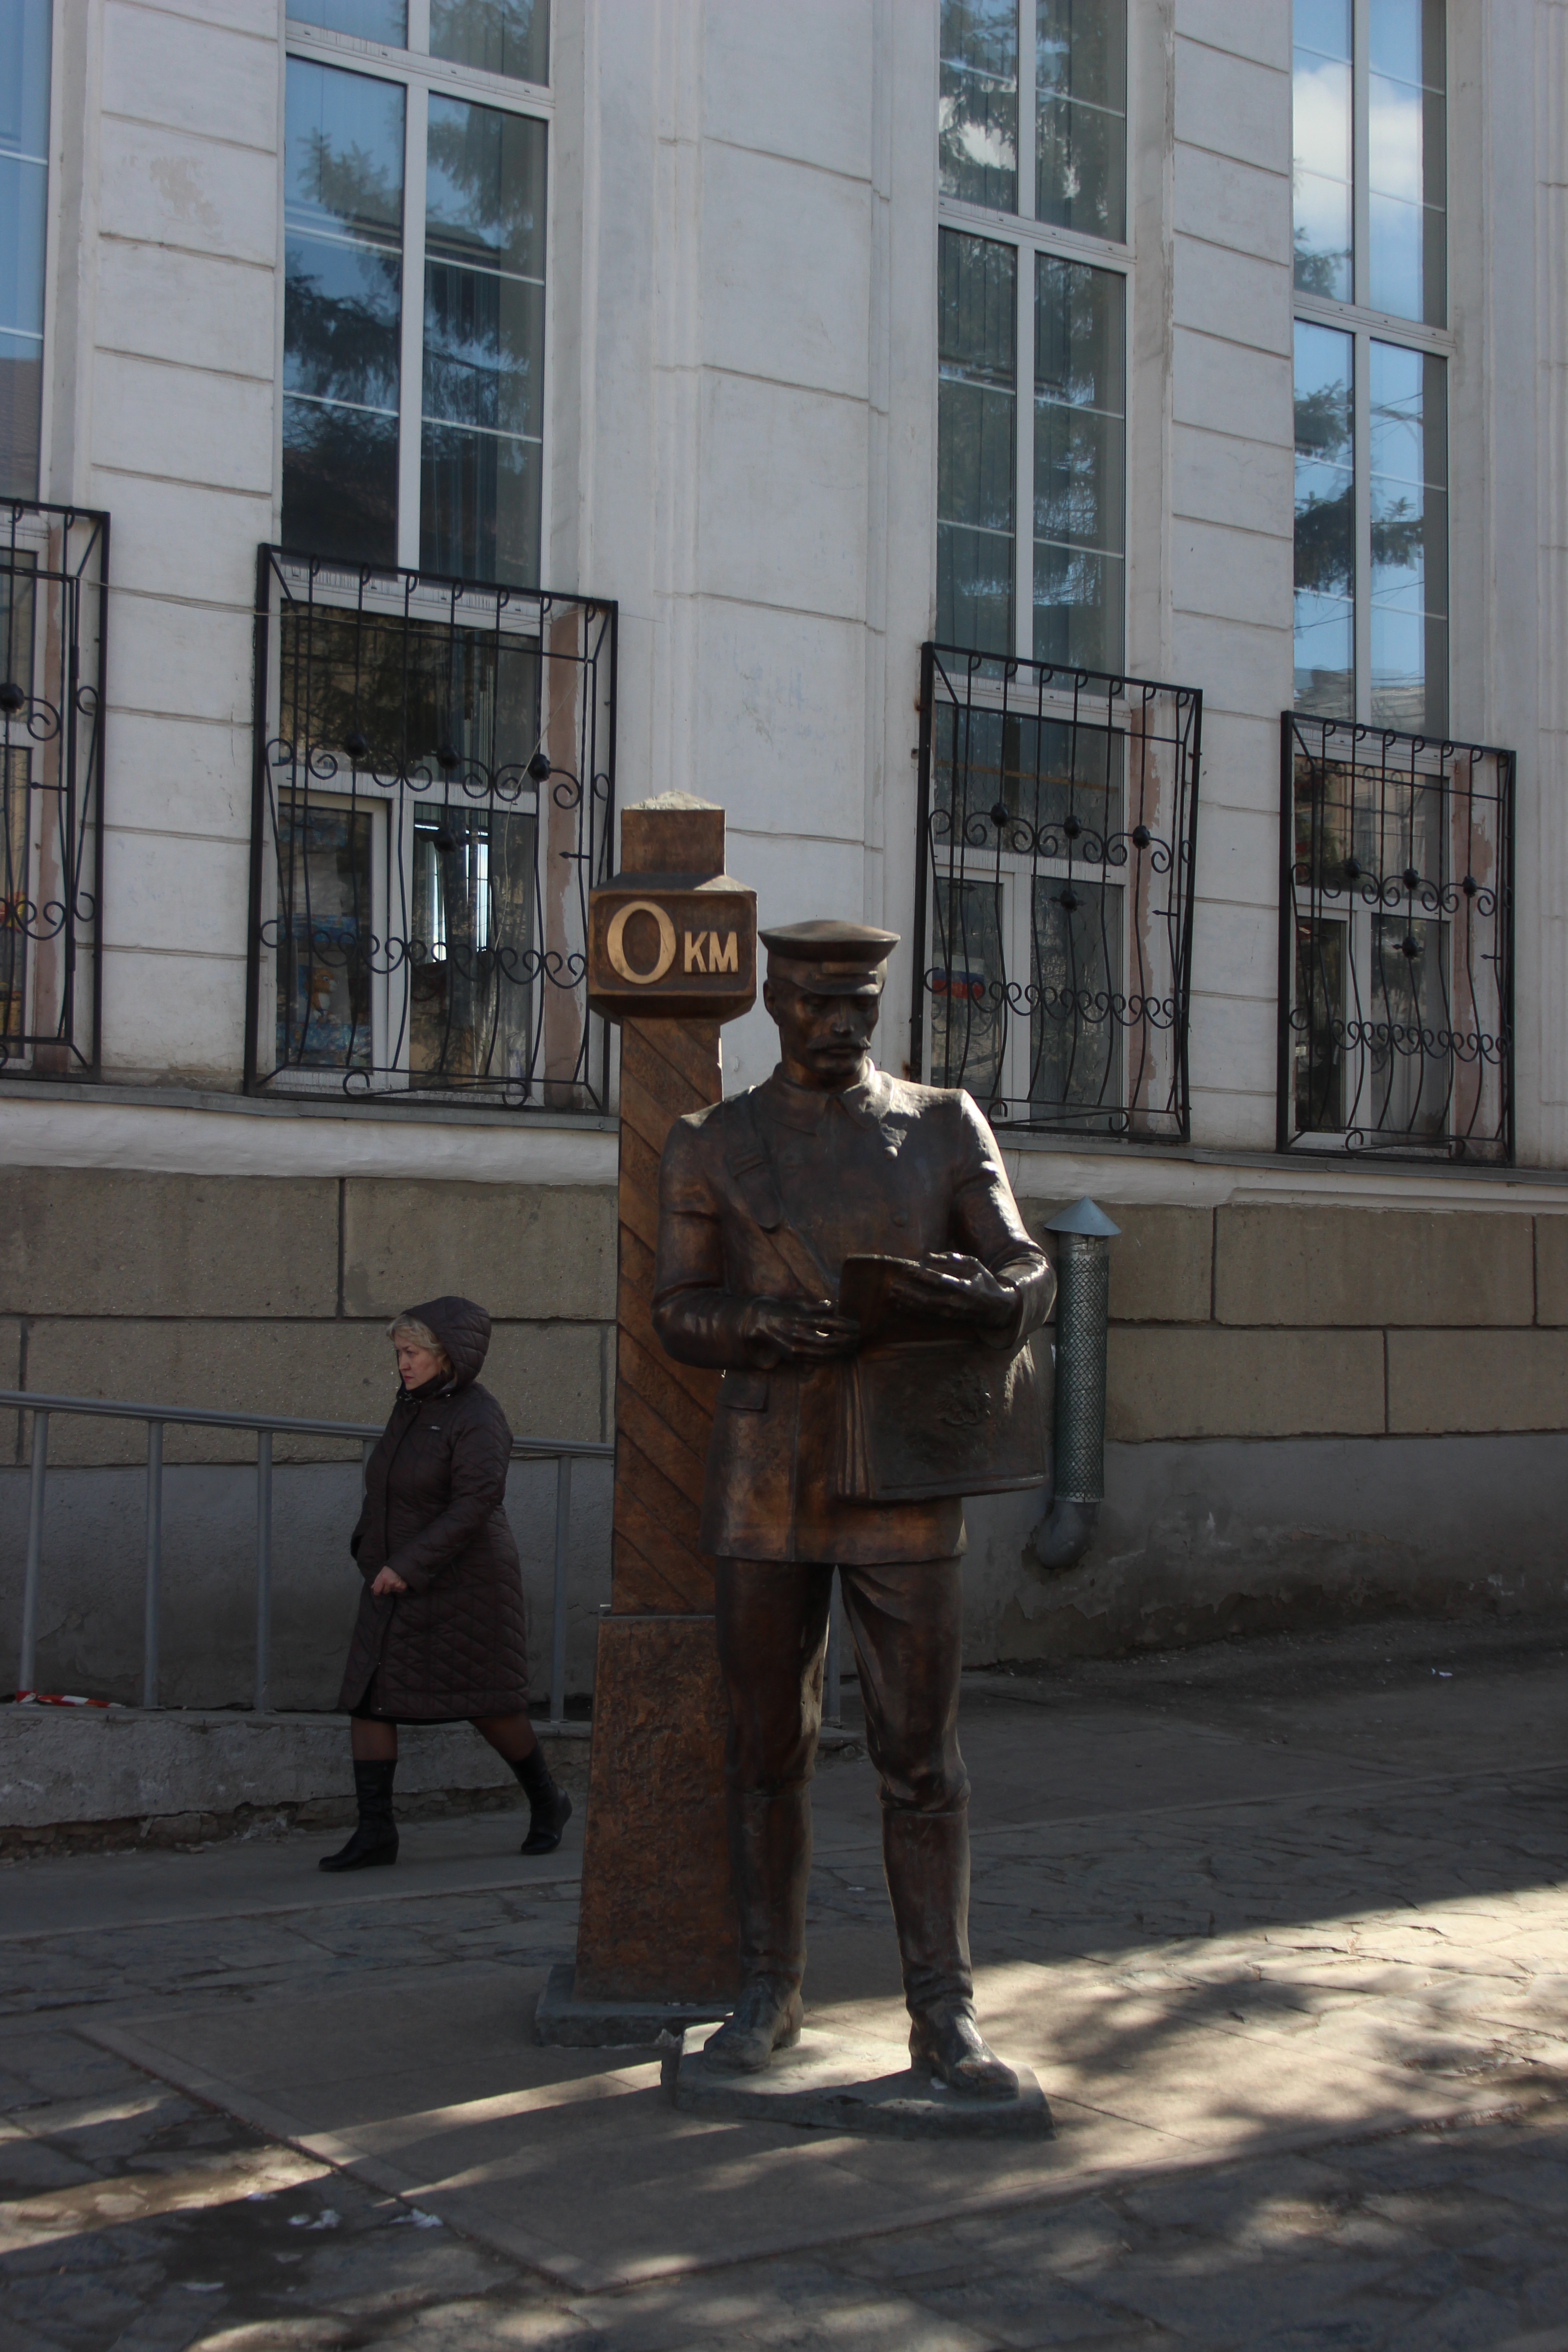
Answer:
[142,1421,163,1710]
[18,1408,49,1696]
[823,1570,842,1727]
[255,1429,273,1714]
[0,1390,611,1715]
[549,1453,572,1732]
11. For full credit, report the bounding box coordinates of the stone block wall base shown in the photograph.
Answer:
[0,1705,589,1854]
[0,1782,528,1862]
[533,1960,732,2048]
[572,1612,740,2004]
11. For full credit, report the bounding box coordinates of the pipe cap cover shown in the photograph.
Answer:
[1043,1196,1121,1238]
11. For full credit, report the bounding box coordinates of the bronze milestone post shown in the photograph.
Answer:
[536,797,757,2042]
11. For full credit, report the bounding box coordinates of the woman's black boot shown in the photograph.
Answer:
[511,1747,572,1855]
[319,1760,399,1872]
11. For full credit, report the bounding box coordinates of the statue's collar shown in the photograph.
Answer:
[759,1063,890,1133]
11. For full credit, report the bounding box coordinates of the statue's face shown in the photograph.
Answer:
[764,975,880,1089]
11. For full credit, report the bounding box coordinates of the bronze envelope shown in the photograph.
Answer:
[833,1253,1049,1503]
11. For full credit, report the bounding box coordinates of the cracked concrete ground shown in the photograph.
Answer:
[4,1614,1568,2349]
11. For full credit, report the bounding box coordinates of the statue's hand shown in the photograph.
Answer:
[745,1296,862,1364]
[879,1253,1016,1332]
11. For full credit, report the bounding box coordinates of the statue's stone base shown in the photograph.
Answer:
[533,1962,732,2048]
[660,2025,1054,2139]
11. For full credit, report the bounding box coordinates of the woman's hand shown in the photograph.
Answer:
[371,1567,408,1597]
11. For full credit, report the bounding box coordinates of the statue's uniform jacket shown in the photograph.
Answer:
[652,1064,1056,1562]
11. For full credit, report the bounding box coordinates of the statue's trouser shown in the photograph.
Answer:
[714,1557,972,2021]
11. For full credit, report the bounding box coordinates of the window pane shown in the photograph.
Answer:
[420,98,545,585]
[1295,0,1351,54]
[279,605,539,780]
[1368,0,1445,88]
[1367,0,1445,323]
[940,0,1019,214]
[1030,873,1122,1117]
[0,549,35,1039]
[1033,255,1124,671]
[1371,912,1450,1136]
[284,233,401,414]
[274,801,373,1072]
[288,1,407,40]
[283,61,404,565]
[1293,0,1352,302]
[410,806,538,1084]
[931,875,1007,1101]
[1369,342,1446,733]
[0,0,49,499]
[425,95,545,283]
[286,61,405,245]
[0,0,49,160]
[283,402,400,564]
[1036,0,1127,241]
[1293,916,1346,1133]
[431,0,549,84]
[1293,321,1354,717]
[421,420,540,584]
[941,706,1124,838]
[1,742,26,1039]
[937,229,1016,654]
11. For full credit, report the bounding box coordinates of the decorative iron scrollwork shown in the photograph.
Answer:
[0,502,109,1078]
[247,549,616,1110]
[1279,713,1514,1161]
[912,643,1202,1142]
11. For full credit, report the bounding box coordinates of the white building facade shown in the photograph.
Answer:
[3,0,1568,1701]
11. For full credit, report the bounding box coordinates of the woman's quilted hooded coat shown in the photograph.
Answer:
[337,1295,529,1720]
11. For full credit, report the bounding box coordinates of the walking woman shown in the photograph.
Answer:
[320,1295,572,1872]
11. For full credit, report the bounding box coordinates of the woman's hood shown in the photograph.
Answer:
[406,1296,491,1389]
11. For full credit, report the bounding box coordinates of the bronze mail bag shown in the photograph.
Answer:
[725,1107,1048,1505]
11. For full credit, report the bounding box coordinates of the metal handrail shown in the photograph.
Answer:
[1,1387,612,1729]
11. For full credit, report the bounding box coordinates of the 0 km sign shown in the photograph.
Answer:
[587,883,757,1021]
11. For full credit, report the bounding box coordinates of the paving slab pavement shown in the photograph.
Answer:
[3,1616,1568,2346]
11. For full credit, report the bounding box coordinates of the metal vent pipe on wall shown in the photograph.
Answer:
[1028,1197,1119,1573]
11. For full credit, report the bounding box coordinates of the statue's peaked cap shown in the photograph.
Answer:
[760,919,900,997]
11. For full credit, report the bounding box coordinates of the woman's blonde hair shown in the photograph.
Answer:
[387,1315,451,1369]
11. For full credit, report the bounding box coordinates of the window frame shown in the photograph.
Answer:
[937,1,1133,674]
[265,769,545,1094]
[0,0,64,504]
[912,642,1203,1146]
[281,6,554,582]
[1293,0,1454,734]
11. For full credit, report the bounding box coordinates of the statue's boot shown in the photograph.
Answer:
[909,2002,1018,2100]
[884,1804,1018,2101]
[703,1974,804,2073]
[705,1785,809,2074]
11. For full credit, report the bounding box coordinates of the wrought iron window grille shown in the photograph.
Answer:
[247,545,616,1110]
[1279,713,1514,1162]
[0,501,109,1083]
[912,641,1202,1142]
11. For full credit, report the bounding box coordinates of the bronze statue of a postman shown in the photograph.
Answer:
[652,919,1054,2095]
